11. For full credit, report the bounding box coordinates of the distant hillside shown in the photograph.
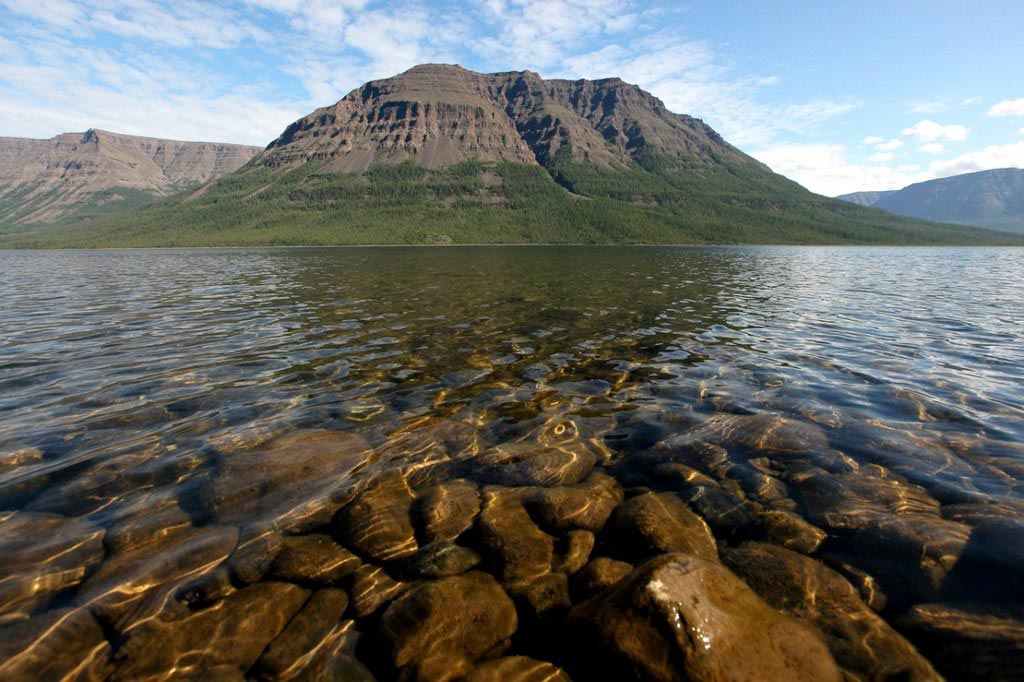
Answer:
[2,65,1018,247]
[0,130,261,226]
[839,168,1024,234]
[836,190,895,207]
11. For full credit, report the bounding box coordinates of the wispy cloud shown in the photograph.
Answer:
[752,143,927,196]
[988,97,1024,117]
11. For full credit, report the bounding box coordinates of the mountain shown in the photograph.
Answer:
[0,129,261,225]
[835,190,895,207]
[840,169,1024,234]
[2,65,1018,247]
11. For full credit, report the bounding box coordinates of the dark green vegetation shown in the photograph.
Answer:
[3,154,1019,247]
[839,168,1024,235]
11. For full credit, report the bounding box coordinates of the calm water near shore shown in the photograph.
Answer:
[2,246,1023,680]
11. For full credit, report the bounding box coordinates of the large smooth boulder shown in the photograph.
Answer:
[722,543,941,681]
[381,572,517,681]
[606,492,717,561]
[568,553,842,682]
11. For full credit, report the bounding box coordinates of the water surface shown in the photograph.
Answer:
[2,246,1023,680]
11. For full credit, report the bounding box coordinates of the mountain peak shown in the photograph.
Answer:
[260,64,752,174]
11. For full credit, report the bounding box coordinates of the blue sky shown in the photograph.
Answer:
[1,0,1022,195]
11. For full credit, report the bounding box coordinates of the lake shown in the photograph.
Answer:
[2,246,1023,680]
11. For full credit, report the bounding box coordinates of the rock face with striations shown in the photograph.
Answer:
[0,129,260,224]
[259,63,758,174]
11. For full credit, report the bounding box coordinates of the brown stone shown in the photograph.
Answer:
[381,572,517,681]
[723,543,941,681]
[553,530,594,575]
[898,603,1024,682]
[755,510,827,554]
[254,588,350,680]
[606,492,717,561]
[111,581,309,681]
[475,489,554,583]
[0,607,112,682]
[350,564,410,618]
[568,553,842,681]
[466,656,571,682]
[507,572,571,622]
[270,533,361,584]
[572,557,633,601]
[526,471,623,533]
[406,541,481,578]
[0,511,105,622]
[200,429,371,530]
[414,479,481,544]
[334,471,419,563]
[473,441,597,487]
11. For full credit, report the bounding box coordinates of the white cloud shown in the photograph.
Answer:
[901,119,969,142]
[876,138,904,151]
[1019,127,1024,135]
[869,152,895,162]
[988,97,1024,117]
[962,97,980,105]
[929,141,1024,177]
[919,143,945,154]
[862,135,883,145]
[752,143,927,196]
[908,98,949,114]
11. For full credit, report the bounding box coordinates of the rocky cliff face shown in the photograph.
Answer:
[0,130,261,225]
[259,64,761,173]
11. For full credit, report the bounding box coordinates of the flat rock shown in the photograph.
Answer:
[525,471,623,533]
[334,471,419,563]
[475,488,555,583]
[381,571,517,681]
[76,524,239,626]
[414,479,480,543]
[254,588,350,680]
[111,581,309,681]
[722,543,940,681]
[270,533,361,584]
[466,656,571,682]
[200,429,371,529]
[606,492,717,561]
[0,511,105,622]
[0,607,112,682]
[568,553,842,681]
[898,602,1024,682]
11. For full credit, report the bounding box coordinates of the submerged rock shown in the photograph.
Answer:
[0,511,105,622]
[475,488,555,583]
[753,509,827,554]
[111,581,309,681]
[606,492,717,561]
[722,543,941,681]
[349,564,410,619]
[414,479,480,544]
[380,572,517,681]
[269,533,361,584]
[553,530,594,575]
[525,471,623,533]
[466,656,570,682]
[254,588,351,680]
[406,541,481,578]
[572,557,633,601]
[568,553,842,681]
[0,607,112,681]
[472,441,597,487]
[334,470,419,563]
[199,429,371,529]
[507,572,571,623]
[898,602,1024,682]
